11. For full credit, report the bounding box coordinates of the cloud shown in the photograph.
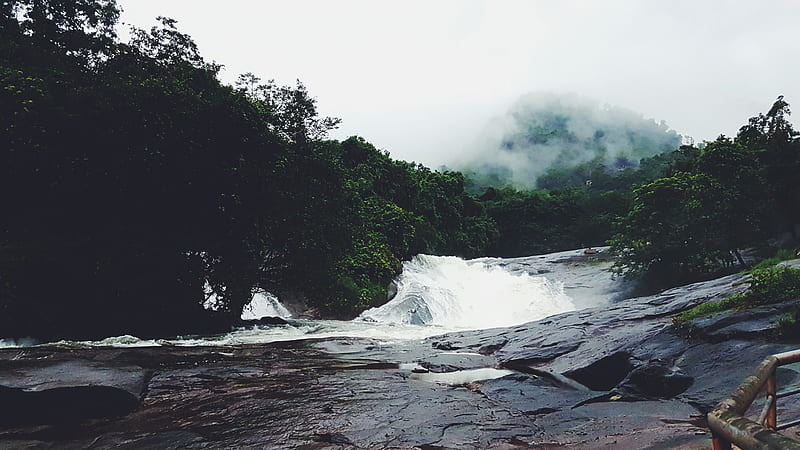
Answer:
[117,0,800,167]
[452,92,682,188]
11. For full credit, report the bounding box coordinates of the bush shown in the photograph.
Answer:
[673,266,800,325]
[749,248,799,272]
[747,265,800,302]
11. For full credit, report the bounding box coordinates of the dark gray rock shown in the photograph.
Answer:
[477,338,507,355]
[2,259,799,449]
[0,360,146,426]
[688,301,798,341]
[478,374,597,417]
[418,352,496,373]
[386,280,398,301]
[0,360,147,397]
[616,360,694,399]
[238,316,290,326]
[0,385,140,426]
[431,340,462,351]
[562,351,635,391]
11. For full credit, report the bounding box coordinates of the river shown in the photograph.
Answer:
[1,248,631,349]
[4,248,774,448]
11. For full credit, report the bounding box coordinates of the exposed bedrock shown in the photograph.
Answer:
[0,360,146,426]
[2,261,800,448]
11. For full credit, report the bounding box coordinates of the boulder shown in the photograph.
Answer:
[238,316,291,327]
[615,360,694,399]
[0,360,146,425]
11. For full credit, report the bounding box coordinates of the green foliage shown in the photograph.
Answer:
[750,248,800,272]
[465,141,691,257]
[611,97,800,287]
[0,2,504,337]
[610,172,740,285]
[302,138,499,316]
[746,265,800,302]
[672,296,750,326]
[4,0,799,341]
[673,266,800,325]
[480,187,585,256]
[775,308,800,338]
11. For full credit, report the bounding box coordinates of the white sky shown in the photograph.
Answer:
[119,0,800,167]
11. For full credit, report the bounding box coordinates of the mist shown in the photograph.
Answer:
[117,1,800,169]
[450,93,682,188]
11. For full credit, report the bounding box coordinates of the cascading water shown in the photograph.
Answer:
[241,290,292,320]
[358,254,575,329]
[3,252,595,348]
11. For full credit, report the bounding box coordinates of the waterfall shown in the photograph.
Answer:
[241,290,292,320]
[358,254,574,329]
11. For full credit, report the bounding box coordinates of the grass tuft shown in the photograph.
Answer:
[673,265,800,326]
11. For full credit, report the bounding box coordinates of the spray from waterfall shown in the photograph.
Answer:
[241,290,292,320]
[358,254,575,329]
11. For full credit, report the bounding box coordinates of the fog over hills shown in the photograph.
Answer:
[451,93,682,189]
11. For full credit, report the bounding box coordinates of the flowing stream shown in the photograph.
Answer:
[358,254,573,328]
[2,250,625,348]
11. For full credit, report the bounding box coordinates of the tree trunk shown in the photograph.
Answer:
[733,249,747,268]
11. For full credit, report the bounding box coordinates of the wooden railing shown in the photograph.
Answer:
[708,349,800,449]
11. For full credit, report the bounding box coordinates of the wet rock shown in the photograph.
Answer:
[0,360,147,397]
[0,385,140,426]
[687,301,797,341]
[530,400,706,448]
[477,338,507,355]
[615,360,694,399]
[418,352,496,373]
[386,280,398,301]
[239,316,290,326]
[89,430,206,449]
[431,340,462,351]
[672,339,793,413]
[315,432,353,444]
[562,352,635,391]
[479,374,596,417]
[311,338,384,355]
[3,258,800,449]
[0,360,146,426]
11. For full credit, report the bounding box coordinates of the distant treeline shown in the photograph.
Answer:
[1,0,798,340]
[472,95,800,288]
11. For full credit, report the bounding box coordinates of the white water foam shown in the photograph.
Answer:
[358,254,575,329]
[241,290,292,320]
[2,254,579,349]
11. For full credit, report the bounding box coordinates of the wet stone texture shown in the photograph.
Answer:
[3,259,800,448]
[0,343,542,449]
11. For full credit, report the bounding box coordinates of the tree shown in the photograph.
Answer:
[610,173,731,285]
[2,0,504,339]
[737,96,800,237]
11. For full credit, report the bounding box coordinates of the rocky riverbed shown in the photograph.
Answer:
[3,259,800,449]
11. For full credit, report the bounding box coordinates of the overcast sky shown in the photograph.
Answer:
[119,0,800,167]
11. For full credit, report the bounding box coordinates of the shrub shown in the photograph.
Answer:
[673,266,800,325]
[749,248,799,272]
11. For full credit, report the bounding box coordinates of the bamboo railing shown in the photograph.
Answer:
[708,349,800,449]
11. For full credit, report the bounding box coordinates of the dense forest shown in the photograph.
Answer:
[2,0,798,341]
[0,0,496,339]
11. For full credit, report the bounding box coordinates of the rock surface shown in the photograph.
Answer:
[2,258,800,448]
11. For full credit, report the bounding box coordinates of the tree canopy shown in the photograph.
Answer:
[2,0,797,340]
[0,0,498,338]
[610,97,800,288]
